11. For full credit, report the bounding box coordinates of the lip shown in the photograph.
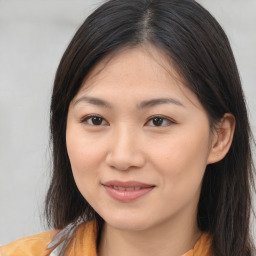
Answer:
[102,180,155,202]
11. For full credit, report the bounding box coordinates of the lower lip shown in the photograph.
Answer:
[103,186,154,202]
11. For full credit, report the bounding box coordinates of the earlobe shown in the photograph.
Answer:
[207,113,236,164]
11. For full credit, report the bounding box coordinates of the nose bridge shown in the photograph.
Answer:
[114,124,135,149]
[106,124,145,170]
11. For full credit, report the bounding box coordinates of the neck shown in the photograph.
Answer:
[98,212,201,256]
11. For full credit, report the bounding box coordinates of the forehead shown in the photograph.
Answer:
[74,46,202,110]
[82,45,180,88]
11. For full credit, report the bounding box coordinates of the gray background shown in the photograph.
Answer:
[0,0,255,245]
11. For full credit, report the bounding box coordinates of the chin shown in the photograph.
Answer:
[103,214,154,231]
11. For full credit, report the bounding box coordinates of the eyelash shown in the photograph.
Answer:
[81,115,108,126]
[146,115,175,127]
[81,114,176,127]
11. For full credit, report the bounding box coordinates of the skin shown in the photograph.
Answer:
[66,46,235,256]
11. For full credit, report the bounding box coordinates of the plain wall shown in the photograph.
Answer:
[0,0,255,245]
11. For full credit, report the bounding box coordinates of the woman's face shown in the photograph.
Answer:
[66,46,215,231]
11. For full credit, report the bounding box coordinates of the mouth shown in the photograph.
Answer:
[110,186,143,191]
[102,180,155,202]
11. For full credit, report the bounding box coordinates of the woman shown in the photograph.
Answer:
[1,0,255,255]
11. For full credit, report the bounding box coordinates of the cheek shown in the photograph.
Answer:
[66,121,106,168]
[66,125,106,194]
[149,124,211,190]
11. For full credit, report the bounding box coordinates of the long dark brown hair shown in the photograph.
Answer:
[45,0,255,255]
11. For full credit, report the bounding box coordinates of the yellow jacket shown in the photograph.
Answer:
[0,221,212,256]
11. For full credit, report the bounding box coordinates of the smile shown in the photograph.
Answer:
[102,180,155,202]
[112,186,142,191]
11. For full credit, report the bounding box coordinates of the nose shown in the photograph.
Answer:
[105,126,146,171]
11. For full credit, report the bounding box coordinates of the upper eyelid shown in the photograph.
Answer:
[146,115,176,123]
[81,114,104,120]
[81,114,109,124]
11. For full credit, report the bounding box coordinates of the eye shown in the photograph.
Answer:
[146,115,174,127]
[81,115,108,126]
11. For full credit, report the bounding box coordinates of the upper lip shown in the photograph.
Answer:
[102,180,155,188]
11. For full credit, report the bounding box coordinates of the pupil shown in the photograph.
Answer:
[92,116,102,125]
[153,117,163,126]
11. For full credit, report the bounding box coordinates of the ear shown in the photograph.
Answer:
[207,113,236,164]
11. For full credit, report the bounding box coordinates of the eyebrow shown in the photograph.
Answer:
[74,96,112,108]
[74,96,185,109]
[138,98,185,109]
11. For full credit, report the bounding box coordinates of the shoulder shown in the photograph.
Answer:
[0,230,57,256]
[194,233,212,256]
[183,233,212,256]
[0,221,97,256]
